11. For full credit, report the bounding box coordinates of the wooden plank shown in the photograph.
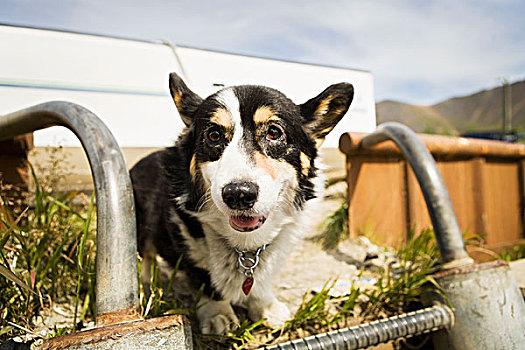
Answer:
[471,158,488,236]
[406,163,431,233]
[346,156,362,240]
[521,159,525,199]
[345,153,524,248]
[407,159,483,236]
[340,132,525,158]
[482,160,522,245]
[438,160,478,234]
[346,156,407,246]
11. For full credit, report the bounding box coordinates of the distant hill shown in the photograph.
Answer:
[376,80,525,135]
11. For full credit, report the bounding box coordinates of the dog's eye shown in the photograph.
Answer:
[266,125,284,141]
[205,128,222,145]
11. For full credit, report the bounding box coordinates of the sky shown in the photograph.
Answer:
[1,0,524,105]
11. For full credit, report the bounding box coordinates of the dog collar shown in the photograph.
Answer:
[234,244,268,295]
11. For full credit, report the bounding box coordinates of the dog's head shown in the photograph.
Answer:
[168,73,353,244]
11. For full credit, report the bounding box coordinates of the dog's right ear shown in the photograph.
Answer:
[169,72,203,126]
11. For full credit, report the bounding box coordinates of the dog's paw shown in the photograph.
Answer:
[197,299,239,335]
[254,300,291,329]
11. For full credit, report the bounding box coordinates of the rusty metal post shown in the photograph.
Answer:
[358,122,525,349]
[0,101,139,322]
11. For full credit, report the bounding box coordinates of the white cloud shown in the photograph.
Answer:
[285,0,525,103]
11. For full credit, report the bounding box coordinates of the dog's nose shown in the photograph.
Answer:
[222,182,259,210]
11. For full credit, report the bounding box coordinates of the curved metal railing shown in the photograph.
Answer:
[0,101,139,324]
[359,122,472,266]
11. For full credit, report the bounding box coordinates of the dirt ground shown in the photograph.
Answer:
[274,233,360,312]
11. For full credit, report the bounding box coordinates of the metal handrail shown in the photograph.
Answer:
[0,101,139,323]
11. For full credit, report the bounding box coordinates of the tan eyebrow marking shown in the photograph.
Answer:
[300,152,311,176]
[210,108,232,128]
[253,106,280,124]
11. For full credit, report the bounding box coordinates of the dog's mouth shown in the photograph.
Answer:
[229,215,267,232]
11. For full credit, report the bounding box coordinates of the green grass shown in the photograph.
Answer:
[310,177,349,250]
[138,254,189,319]
[361,229,443,318]
[499,244,525,262]
[0,167,97,341]
[311,197,348,250]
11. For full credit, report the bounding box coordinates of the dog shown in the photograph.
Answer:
[130,72,354,334]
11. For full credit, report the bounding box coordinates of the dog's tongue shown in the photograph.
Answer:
[230,215,266,232]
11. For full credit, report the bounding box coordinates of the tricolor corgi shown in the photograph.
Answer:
[130,72,354,334]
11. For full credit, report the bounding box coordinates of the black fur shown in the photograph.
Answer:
[131,150,222,299]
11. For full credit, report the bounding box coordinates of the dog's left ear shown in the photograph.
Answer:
[169,72,204,126]
[300,83,354,145]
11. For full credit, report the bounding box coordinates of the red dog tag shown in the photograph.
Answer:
[242,277,254,295]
